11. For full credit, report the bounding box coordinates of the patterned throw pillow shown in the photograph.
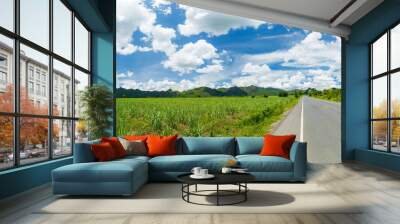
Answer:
[119,137,147,156]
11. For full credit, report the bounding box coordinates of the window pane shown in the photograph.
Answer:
[20,44,49,115]
[53,119,72,157]
[53,59,72,117]
[53,0,72,60]
[391,24,400,70]
[75,18,89,70]
[0,35,14,112]
[20,0,49,49]
[391,72,400,118]
[372,33,387,76]
[391,120,400,153]
[74,69,89,118]
[0,116,13,170]
[372,77,387,119]
[20,117,49,165]
[0,0,14,31]
[75,120,88,143]
[372,121,388,151]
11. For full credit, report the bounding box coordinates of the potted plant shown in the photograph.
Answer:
[79,84,113,140]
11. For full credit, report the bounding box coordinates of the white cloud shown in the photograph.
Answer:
[231,62,340,90]
[116,0,176,56]
[178,6,264,36]
[241,63,271,75]
[117,71,134,79]
[150,25,177,56]
[117,0,155,55]
[163,39,220,74]
[233,32,341,90]
[151,0,172,14]
[117,70,230,92]
[243,32,341,70]
[196,64,224,74]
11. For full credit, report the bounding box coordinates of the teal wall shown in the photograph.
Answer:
[344,0,400,170]
[92,32,115,135]
[0,0,115,200]
[0,158,72,199]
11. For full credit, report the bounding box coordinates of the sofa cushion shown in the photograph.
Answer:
[236,155,293,172]
[149,154,235,172]
[53,159,147,183]
[236,137,263,155]
[179,137,235,155]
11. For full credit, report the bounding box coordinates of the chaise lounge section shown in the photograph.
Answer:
[52,137,307,196]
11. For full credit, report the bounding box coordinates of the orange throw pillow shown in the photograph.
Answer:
[91,142,117,162]
[147,135,178,157]
[101,137,126,158]
[260,134,296,159]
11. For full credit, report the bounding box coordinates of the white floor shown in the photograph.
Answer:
[1,163,400,224]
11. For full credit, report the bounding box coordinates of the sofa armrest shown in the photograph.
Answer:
[73,140,100,163]
[289,141,307,181]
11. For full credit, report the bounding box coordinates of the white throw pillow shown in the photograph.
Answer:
[119,137,147,156]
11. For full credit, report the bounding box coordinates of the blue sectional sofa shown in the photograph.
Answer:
[52,137,307,196]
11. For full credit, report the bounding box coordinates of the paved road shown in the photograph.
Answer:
[273,96,341,164]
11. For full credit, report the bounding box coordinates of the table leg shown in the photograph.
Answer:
[217,184,219,206]
[187,184,190,202]
[195,184,198,192]
[245,183,247,201]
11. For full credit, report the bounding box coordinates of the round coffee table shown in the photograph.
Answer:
[177,173,255,206]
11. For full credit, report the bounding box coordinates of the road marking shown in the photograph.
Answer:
[300,98,304,142]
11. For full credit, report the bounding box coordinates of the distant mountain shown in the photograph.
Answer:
[116,86,288,98]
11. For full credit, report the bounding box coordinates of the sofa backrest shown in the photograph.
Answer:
[235,137,264,155]
[178,137,236,155]
[73,140,100,163]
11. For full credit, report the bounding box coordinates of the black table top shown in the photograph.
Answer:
[177,172,255,185]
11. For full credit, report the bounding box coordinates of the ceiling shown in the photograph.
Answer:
[175,0,384,38]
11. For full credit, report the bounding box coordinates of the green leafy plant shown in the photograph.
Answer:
[80,84,113,140]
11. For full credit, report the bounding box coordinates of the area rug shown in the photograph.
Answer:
[37,183,362,214]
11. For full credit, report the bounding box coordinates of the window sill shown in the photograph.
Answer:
[0,156,72,176]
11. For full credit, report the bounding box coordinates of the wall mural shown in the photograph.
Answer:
[116,0,341,162]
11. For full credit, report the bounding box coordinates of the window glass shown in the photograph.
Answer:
[53,59,72,117]
[53,0,72,60]
[75,120,88,143]
[19,117,49,165]
[0,35,14,113]
[0,0,14,31]
[391,72,400,118]
[372,121,388,151]
[74,69,89,118]
[391,120,400,153]
[391,24,400,70]
[74,18,89,70]
[20,44,49,115]
[0,116,13,170]
[372,33,387,76]
[372,77,387,119]
[53,119,72,157]
[20,0,49,49]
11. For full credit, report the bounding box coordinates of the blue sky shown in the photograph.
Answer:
[117,0,341,91]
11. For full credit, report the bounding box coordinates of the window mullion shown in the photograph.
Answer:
[71,10,76,155]
[13,0,20,167]
[48,0,54,160]
[388,30,391,152]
